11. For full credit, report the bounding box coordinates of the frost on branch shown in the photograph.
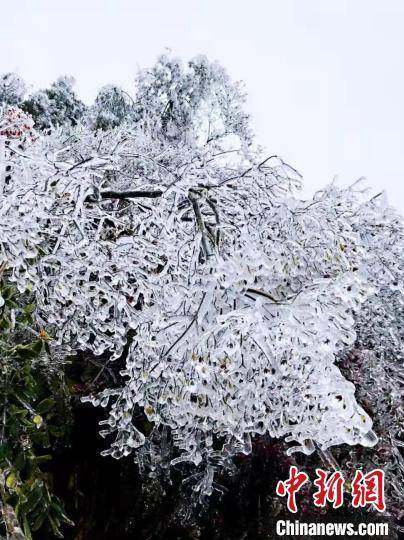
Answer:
[87,85,135,130]
[0,55,402,499]
[21,76,86,130]
[337,193,404,515]
[0,72,26,107]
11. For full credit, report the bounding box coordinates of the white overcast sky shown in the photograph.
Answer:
[1,0,403,210]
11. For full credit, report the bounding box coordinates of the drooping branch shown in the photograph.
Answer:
[99,189,163,200]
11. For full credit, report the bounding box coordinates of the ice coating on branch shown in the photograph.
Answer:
[0,73,26,107]
[87,85,135,130]
[0,56,402,498]
[21,76,86,130]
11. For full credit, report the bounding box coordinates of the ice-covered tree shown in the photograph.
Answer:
[88,84,135,130]
[22,76,86,130]
[0,56,402,500]
[334,192,404,519]
[0,73,26,107]
[134,54,251,146]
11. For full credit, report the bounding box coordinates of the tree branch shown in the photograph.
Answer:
[101,189,163,199]
[86,189,163,202]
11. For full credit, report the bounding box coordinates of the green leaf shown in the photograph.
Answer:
[32,415,44,428]
[32,454,52,464]
[0,316,10,330]
[24,303,36,315]
[30,508,47,532]
[23,515,33,540]
[14,451,26,471]
[36,398,56,414]
[6,471,17,489]
[0,443,11,461]
[13,342,42,360]
[1,285,14,301]
[0,286,71,539]
[48,513,63,538]
[25,480,44,514]
[30,340,44,356]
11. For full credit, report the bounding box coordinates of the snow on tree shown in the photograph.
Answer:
[0,73,26,107]
[88,84,135,130]
[0,56,402,500]
[22,76,86,130]
[134,54,251,145]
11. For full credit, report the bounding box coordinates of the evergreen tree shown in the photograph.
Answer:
[0,72,26,107]
[88,84,135,130]
[22,76,86,130]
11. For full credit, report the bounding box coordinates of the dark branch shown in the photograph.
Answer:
[100,189,163,199]
[246,288,278,303]
[86,189,164,202]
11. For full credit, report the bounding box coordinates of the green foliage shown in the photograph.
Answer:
[0,281,72,539]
